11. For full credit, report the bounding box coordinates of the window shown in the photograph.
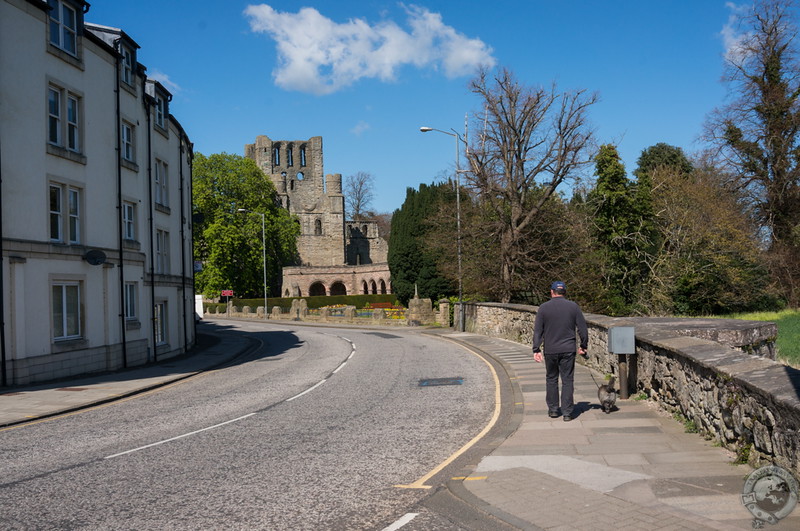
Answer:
[49,185,62,241]
[156,229,170,274]
[286,144,293,166]
[48,89,61,145]
[155,160,168,206]
[155,95,166,129]
[121,122,134,162]
[120,46,134,86]
[314,219,322,235]
[49,184,80,243]
[52,281,81,340]
[123,202,135,240]
[49,0,78,56]
[67,95,79,151]
[272,144,280,166]
[48,86,81,152]
[300,145,307,167]
[68,188,80,243]
[154,301,167,345]
[124,282,137,320]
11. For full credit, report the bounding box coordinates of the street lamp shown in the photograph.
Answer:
[419,125,466,332]
[237,208,268,319]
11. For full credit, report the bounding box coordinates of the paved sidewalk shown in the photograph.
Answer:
[439,331,799,531]
[1,324,798,530]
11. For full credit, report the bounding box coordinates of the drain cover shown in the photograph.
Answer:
[418,377,464,387]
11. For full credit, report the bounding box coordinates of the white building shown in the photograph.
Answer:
[0,0,195,386]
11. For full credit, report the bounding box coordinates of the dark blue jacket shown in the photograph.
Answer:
[532,296,588,354]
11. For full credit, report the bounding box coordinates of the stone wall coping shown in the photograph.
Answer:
[631,324,800,409]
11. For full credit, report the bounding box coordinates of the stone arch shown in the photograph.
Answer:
[362,280,368,294]
[314,218,322,235]
[370,280,377,294]
[379,279,387,294]
[330,281,347,296]
[309,282,326,296]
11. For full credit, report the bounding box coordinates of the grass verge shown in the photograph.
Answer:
[721,309,800,367]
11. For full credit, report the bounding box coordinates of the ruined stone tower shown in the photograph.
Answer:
[245,135,345,266]
[245,135,391,298]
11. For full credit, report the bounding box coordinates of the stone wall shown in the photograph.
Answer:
[281,263,391,298]
[463,302,799,477]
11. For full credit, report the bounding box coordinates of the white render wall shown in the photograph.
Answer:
[0,0,195,385]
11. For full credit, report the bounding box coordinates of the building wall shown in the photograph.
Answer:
[0,0,195,386]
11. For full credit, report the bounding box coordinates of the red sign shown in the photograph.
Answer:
[221,290,234,297]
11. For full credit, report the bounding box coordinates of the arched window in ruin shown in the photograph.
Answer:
[300,144,307,167]
[272,143,281,166]
[286,144,294,166]
[314,219,322,235]
[379,279,387,294]
[362,224,368,237]
[362,281,368,294]
[309,282,326,296]
[290,179,294,191]
[330,281,347,296]
[370,280,377,294]
[284,289,290,297]
[297,172,304,181]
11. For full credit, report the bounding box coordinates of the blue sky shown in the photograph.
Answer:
[88,1,752,214]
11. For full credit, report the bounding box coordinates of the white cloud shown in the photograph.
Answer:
[148,69,182,94]
[350,120,370,135]
[721,2,751,62]
[244,3,495,95]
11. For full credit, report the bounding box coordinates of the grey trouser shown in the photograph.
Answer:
[545,352,576,415]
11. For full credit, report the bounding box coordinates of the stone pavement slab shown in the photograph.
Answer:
[441,332,800,530]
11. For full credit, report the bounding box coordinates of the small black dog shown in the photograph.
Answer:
[597,376,617,414]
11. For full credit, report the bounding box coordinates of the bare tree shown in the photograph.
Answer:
[705,0,800,303]
[344,171,375,220]
[465,68,598,302]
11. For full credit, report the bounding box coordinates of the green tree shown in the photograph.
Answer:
[388,182,453,304]
[705,0,800,304]
[639,156,779,315]
[588,145,647,315]
[193,152,299,299]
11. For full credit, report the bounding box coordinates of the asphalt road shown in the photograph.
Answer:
[0,321,500,530]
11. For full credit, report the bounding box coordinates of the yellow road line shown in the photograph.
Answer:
[395,339,502,489]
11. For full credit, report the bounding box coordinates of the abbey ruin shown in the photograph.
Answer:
[245,135,391,297]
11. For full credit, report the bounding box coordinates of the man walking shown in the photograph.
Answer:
[532,281,588,421]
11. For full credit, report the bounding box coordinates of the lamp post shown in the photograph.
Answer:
[237,209,268,319]
[419,125,466,332]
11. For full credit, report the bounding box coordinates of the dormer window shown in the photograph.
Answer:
[49,0,78,56]
[155,94,166,129]
[120,45,134,86]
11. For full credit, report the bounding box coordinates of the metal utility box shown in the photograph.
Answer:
[609,326,635,354]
